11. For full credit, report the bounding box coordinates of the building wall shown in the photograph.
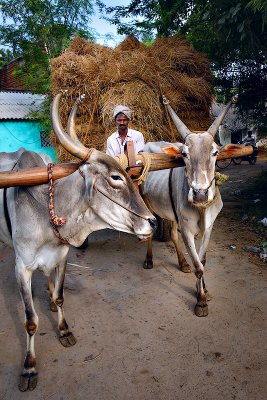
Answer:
[218,126,232,145]
[0,58,25,91]
[0,120,56,161]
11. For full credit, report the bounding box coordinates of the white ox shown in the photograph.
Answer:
[142,96,236,317]
[0,94,156,391]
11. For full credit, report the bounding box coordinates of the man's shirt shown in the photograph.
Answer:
[106,128,145,158]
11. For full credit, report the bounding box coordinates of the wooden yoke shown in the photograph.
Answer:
[0,144,254,188]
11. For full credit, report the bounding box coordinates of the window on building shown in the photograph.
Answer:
[40,131,52,147]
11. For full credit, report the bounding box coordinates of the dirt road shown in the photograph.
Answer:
[0,159,266,400]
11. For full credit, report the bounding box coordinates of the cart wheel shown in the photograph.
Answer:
[216,158,232,169]
[232,157,242,165]
[248,156,257,165]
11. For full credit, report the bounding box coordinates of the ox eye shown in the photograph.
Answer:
[212,151,218,156]
[182,152,187,158]
[111,175,123,181]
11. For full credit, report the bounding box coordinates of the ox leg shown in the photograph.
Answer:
[16,266,39,391]
[180,230,208,317]
[53,261,77,347]
[143,236,154,269]
[198,228,214,301]
[201,276,211,301]
[197,257,212,300]
[195,276,209,317]
[48,275,57,312]
[171,221,191,273]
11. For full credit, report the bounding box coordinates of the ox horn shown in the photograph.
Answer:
[67,94,85,141]
[208,94,238,137]
[51,93,91,160]
[163,95,191,140]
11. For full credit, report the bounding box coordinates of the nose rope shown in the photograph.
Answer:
[184,167,215,192]
[206,176,216,190]
[93,184,151,221]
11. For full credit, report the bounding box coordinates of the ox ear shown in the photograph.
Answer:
[161,144,183,156]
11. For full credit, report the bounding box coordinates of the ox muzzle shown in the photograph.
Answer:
[192,188,209,204]
[188,186,215,206]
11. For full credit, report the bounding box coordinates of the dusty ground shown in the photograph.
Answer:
[0,158,267,400]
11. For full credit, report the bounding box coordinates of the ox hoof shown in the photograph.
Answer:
[180,264,191,273]
[59,332,77,347]
[18,372,38,392]
[194,304,209,317]
[143,260,153,269]
[50,301,58,312]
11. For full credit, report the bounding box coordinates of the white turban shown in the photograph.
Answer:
[112,105,132,120]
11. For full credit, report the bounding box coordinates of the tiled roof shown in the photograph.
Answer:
[0,58,25,91]
[0,91,45,120]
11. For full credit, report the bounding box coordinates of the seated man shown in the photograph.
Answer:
[106,105,145,158]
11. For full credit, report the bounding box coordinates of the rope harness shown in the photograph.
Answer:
[3,187,12,237]
[169,168,179,224]
[139,168,180,225]
[115,152,152,186]
[133,153,152,186]
[93,184,151,221]
[47,163,68,244]
[47,148,95,244]
[115,154,129,170]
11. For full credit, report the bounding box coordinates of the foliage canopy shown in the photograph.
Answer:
[97,0,267,131]
[0,0,94,131]
[0,0,94,93]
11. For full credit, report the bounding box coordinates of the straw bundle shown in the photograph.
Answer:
[51,35,213,162]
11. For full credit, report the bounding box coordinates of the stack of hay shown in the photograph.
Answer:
[52,35,213,162]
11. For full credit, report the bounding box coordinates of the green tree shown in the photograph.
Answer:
[96,0,190,37]
[0,47,13,67]
[0,0,95,93]
[0,0,95,132]
[187,1,267,130]
[97,0,267,131]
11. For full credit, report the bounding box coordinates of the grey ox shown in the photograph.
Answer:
[0,94,156,391]
[142,96,237,317]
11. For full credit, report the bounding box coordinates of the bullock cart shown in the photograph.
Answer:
[0,86,253,188]
[0,94,253,392]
